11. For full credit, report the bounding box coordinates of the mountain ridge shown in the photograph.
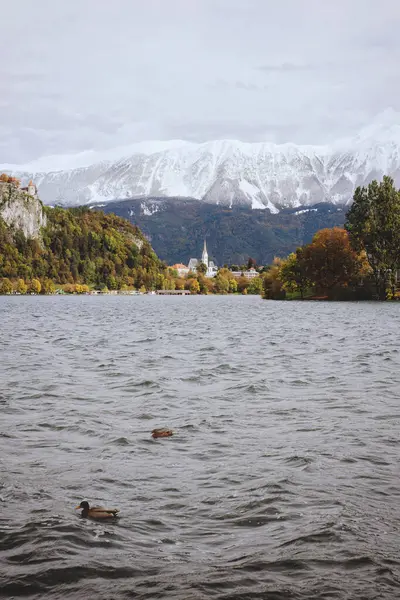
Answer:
[2,109,400,211]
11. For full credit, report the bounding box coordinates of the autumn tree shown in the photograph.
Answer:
[16,279,28,294]
[247,276,263,295]
[247,257,257,269]
[279,248,311,299]
[214,276,229,294]
[229,278,238,293]
[75,284,90,294]
[262,258,286,299]
[164,276,176,290]
[175,277,185,290]
[28,278,42,294]
[203,277,215,294]
[197,274,209,294]
[236,276,249,294]
[345,176,400,300]
[0,174,20,186]
[40,278,55,294]
[189,279,200,294]
[0,278,13,294]
[302,228,362,296]
[213,269,232,294]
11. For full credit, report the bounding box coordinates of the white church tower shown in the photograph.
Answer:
[187,238,217,277]
[201,239,208,267]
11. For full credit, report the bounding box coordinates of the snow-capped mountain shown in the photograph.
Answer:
[2,110,400,212]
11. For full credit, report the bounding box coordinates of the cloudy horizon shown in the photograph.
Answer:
[1,0,400,165]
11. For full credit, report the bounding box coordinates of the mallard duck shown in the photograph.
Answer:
[151,428,173,439]
[75,501,119,519]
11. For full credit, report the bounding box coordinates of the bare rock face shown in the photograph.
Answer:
[0,183,47,239]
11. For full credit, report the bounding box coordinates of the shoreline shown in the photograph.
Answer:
[0,291,259,297]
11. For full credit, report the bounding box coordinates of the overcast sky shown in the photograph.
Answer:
[1,0,400,164]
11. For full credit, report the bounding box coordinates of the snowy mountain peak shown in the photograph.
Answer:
[2,111,400,211]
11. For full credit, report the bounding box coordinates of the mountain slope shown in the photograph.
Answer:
[2,110,400,211]
[94,197,346,265]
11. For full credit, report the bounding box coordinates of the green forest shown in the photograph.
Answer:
[99,196,346,266]
[0,203,167,293]
[0,183,263,295]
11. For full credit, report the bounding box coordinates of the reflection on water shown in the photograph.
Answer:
[1,296,400,599]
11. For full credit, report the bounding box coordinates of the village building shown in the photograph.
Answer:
[171,263,190,277]
[187,240,218,277]
[230,267,259,279]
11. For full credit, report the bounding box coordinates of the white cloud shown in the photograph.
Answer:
[1,0,400,163]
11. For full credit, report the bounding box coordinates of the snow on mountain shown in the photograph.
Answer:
[2,110,400,212]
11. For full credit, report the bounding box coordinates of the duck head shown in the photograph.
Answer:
[75,501,89,516]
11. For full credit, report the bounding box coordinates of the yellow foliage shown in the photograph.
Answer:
[16,279,27,294]
[29,278,41,294]
[75,284,90,294]
[189,279,200,294]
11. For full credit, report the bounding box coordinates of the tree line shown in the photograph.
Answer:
[0,201,264,295]
[168,266,263,295]
[263,177,400,301]
[2,176,397,299]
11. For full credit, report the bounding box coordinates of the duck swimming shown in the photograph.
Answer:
[75,501,119,519]
[151,428,173,438]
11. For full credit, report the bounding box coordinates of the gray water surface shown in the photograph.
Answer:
[1,296,400,599]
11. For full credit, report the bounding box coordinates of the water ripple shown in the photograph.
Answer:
[1,296,400,599]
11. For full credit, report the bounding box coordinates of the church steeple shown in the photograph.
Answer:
[201,239,208,267]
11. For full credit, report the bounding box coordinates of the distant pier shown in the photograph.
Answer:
[156,290,190,295]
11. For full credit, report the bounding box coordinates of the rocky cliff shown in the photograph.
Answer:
[0,182,46,239]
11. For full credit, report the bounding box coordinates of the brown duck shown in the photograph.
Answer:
[75,501,119,519]
[151,428,173,439]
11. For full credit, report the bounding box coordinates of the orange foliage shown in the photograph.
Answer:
[303,227,363,291]
[0,173,20,186]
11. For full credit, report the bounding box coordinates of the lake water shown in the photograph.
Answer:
[1,296,400,599]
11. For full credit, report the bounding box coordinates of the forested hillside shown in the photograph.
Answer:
[96,197,346,265]
[0,183,166,290]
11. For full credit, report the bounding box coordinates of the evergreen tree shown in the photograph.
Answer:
[197,262,207,275]
[345,177,400,300]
